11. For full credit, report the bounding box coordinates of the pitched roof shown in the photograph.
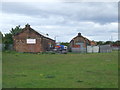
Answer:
[70,33,91,44]
[13,24,55,41]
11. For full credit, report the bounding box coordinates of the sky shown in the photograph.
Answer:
[0,1,118,42]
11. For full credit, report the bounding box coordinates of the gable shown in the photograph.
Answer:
[14,29,41,39]
[70,35,91,44]
[13,24,55,42]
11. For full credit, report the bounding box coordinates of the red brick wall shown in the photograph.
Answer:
[41,37,55,52]
[13,26,55,53]
[70,36,90,48]
[13,29,43,52]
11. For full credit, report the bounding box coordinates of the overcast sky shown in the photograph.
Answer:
[0,2,118,42]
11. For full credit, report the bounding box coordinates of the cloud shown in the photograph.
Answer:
[33,22,118,42]
[1,2,118,42]
[2,2,117,24]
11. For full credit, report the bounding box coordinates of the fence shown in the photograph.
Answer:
[99,45,112,53]
[0,44,13,51]
[71,45,112,53]
[0,44,5,51]
[0,44,113,53]
[112,46,120,50]
[0,44,2,51]
[71,48,86,53]
[87,46,99,53]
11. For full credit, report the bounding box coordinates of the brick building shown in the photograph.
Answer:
[13,24,55,53]
[69,33,96,50]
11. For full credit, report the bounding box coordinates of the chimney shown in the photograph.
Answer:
[78,33,81,37]
[25,24,30,28]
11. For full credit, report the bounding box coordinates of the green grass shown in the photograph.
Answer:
[2,51,118,88]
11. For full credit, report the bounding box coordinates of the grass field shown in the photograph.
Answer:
[2,51,118,88]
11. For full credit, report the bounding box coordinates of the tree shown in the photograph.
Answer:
[104,41,113,45]
[3,33,13,49]
[115,40,120,45]
[3,25,23,50]
[3,33,13,44]
[96,41,104,45]
[10,25,22,35]
[0,31,3,43]
[3,25,22,44]
[60,42,69,46]
[112,40,120,46]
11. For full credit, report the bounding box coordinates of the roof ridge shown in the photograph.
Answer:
[13,25,55,41]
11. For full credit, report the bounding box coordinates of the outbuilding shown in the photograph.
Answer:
[13,24,55,53]
[69,33,96,53]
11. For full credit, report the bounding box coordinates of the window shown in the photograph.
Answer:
[27,39,36,44]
